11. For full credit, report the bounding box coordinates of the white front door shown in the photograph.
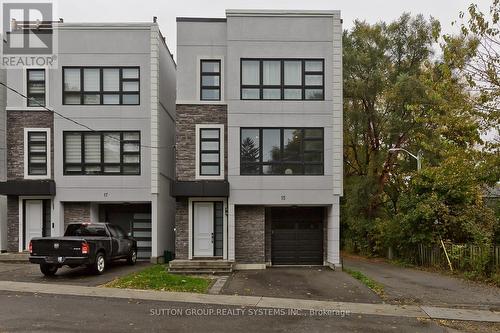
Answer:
[193,202,214,257]
[24,200,43,250]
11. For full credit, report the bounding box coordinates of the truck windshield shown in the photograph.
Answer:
[64,224,108,237]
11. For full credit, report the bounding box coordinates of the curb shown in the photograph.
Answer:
[0,280,499,322]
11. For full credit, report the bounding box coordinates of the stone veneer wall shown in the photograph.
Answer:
[7,111,53,180]
[175,104,227,181]
[235,205,265,264]
[265,208,272,264]
[174,199,189,259]
[6,196,19,252]
[63,202,91,229]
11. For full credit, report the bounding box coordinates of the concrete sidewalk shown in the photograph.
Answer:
[0,280,499,323]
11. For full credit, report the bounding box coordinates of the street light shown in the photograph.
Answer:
[388,148,422,171]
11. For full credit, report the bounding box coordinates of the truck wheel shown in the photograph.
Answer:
[40,264,58,277]
[92,252,106,275]
[127,248,137,265]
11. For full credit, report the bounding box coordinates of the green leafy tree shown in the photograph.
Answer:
[444,0,499,129]
[342,12,499,256]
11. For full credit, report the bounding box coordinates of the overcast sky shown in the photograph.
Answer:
[56,0,493,59]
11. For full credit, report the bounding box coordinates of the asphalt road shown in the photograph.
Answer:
[0,290,446,333]
[344,256,500,310]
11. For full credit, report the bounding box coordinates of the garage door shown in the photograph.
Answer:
[132,213,152,260]
[102,204,151,260]
[271,207,324,265]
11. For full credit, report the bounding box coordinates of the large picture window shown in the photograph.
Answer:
[240,128,324,175]
[63,67,140,105]
[63,131,140,175]
[241,59,324,100]
[200,60,221,101]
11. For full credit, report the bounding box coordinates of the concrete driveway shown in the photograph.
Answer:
[0,261,150,286]
[221,266,382,303]
[344,255,500,310]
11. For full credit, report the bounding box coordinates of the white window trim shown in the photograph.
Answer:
[195,124,224,180]
[18,196,51,252]
[24,128,51,180]
[197,56,224,102]
[23,67,50,109]
[188,197,228,260]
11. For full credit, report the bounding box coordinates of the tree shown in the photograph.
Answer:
[444,0,499,131]
[240,137,259,174]
[342,12,498,255]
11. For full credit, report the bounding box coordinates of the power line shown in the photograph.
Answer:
[0,81,171,150]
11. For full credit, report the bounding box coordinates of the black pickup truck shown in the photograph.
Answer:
[29,223,137,276]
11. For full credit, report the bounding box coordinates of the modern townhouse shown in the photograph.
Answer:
[0,20,176,262]
[170,10,343,272]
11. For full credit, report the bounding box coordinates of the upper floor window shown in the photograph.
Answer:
[63,131,140,175]
[63,67,140,105]
[240,59,324,100]
[240,128,324,175]
[200,60,221,101]
[196,124,224,180]
[24,128,50,179]
[200,128,221,176]
[27,69,46,107]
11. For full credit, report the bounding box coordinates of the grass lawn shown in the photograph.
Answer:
[344,267,385,297]
[104,265,213,293]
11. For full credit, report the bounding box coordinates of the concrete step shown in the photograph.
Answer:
[168,259,233,275]
[168,269,232,275]
[0,252,29,263]
[169,260,233,268]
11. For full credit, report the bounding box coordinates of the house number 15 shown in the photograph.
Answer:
[281,195,286,201]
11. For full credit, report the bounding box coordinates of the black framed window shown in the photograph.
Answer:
[241,59,324,100]
[63,67,140,105]
[27,69,46,107]
[27,131,48,175]
[240,128,324,175]
[200,60,221,101]
[63,131,140,175]
[199,128,221,176]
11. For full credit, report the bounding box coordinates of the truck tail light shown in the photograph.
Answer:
[81,242,89,255]
[29,241,33,254]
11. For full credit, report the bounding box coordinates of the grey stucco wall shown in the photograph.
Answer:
[154,28,177,257]
[52,25,153,203]
[226,13,343,205]
[177,21,227,103]
[177,13,343,206]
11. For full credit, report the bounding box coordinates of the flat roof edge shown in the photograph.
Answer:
[176,17,227,23]
[226,9,340,17]
[57,22,156,28]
